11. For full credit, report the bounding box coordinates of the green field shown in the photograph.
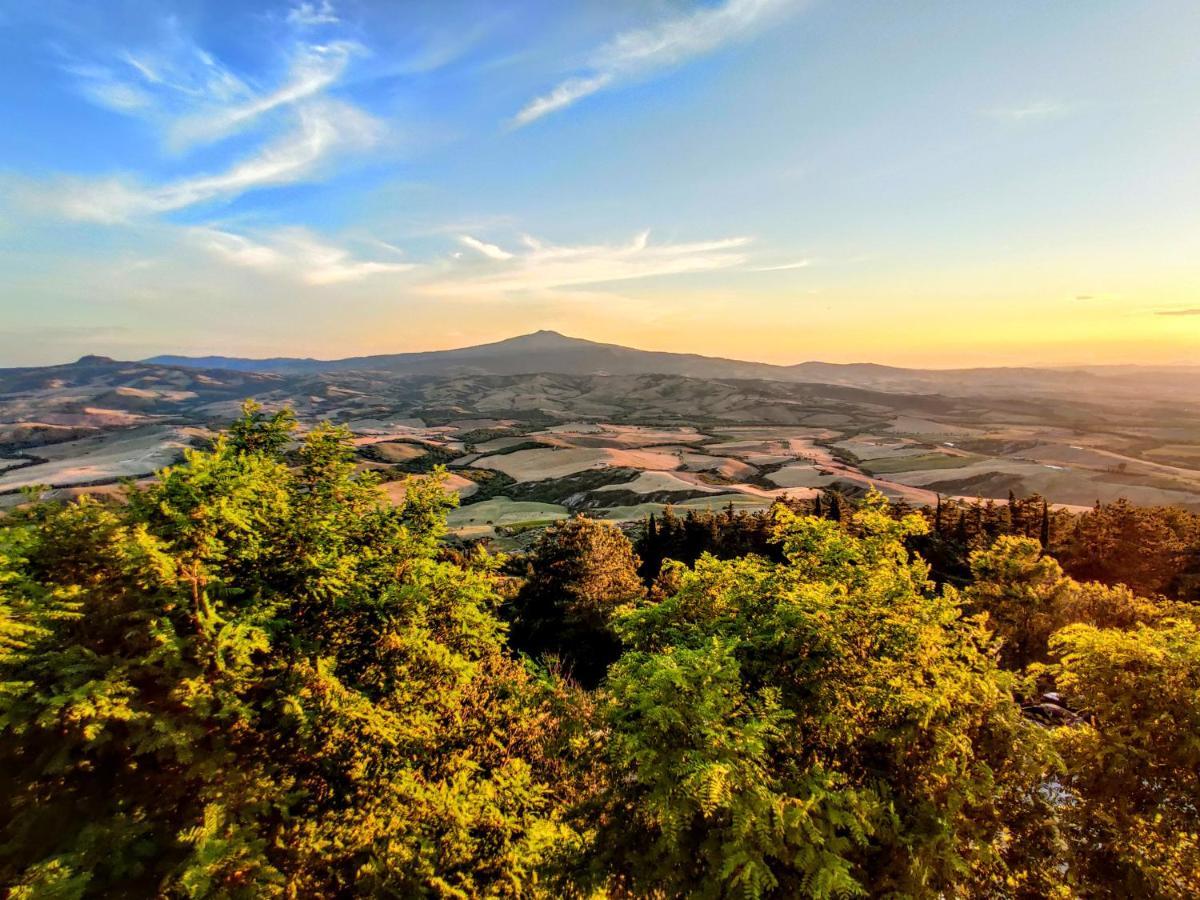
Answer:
[446,497,569,528]
[598,493,773,522]
[862,452,977,475]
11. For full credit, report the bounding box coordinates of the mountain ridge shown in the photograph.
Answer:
[142,329,1200,375]
[137,329,1200,401]
[143,329,808,377]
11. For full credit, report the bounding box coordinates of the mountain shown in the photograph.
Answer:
[143,330,1200,403]
[144,330,801,379]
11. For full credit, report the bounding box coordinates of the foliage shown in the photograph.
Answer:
[226,399,297,456]
[635,503,781,583]
[966,536,1073,669]
[5,408,1200,898]
[0,409,565,897]
[590,493,1062,897]
[919,494,1200,602]
[506,516,645,686]
[1040,619,1200,897]
[966,536,1198,669]
[1059,498,1198,600]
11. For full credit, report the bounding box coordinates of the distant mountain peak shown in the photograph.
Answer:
[75,355,116,365]
[504,329,585,345]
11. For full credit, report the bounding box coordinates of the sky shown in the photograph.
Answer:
[1,0,1198,368]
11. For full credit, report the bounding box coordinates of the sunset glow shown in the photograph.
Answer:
[1,1,1197,367]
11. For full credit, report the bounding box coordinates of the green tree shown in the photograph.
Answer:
[966,536,1195,670]
[1041,619,1200,897]
[226,399,297,456]
[507,516,645,686]
[966,536,1073,669]
[588,492,1061,898]
[0,408,565,897]
[1060,499,1191,599]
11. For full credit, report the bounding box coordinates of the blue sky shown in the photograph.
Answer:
[1,0,1198,366]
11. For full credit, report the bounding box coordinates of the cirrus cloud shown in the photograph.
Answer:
[426,229,752,297]
[194,225,416,286]
[38,100,380,223]
[512,0,802,127]
[38,12,378,221]
[985,99,1070,122]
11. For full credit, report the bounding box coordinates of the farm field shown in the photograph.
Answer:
[0,425,211,498]
[445,498,570,540]
[4,355,1200,525]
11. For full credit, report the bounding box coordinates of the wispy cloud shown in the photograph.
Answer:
[427,230,751,297]
[63,61,156,112]
[985,99,1069,122]
[59,26,362,151]
[287,1,340,27]
[458,234,515,260]
[46,100,380,222]
[56,27,251,124]
[195,226,415,286]
[512,74,613,128]
[752,259,811,271]
[168,41,361,149]
[1156,308,1200,317]
[512,0,799,126]
[39,12,381,221]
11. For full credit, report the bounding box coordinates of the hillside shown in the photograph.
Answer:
[143,330,1200,403]
[145,330,806,379]
[5,351,1200,518]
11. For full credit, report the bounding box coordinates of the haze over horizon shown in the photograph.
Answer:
[2,1,1198,368]
[135,327,1200,374]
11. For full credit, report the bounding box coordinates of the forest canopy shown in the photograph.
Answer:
[1,404,1198,898]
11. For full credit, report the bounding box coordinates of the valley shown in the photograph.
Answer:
[4,333,1200,537]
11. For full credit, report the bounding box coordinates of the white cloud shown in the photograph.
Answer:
[195,226,415,285]
[458,234,515,260]
[21,24,379,230]
[196,229,286,269]
[427,230,751,297]
[513,0,799,126]
[168,41,360,149]
[288,1,340,27]
[47,100,380,222]
[37,17,385,223]
[58,28,251,125]
[511,74,613,128]
[86,80,155,113]
[752,259,811,271]
[986,100,1069,122]
[62,61,154,113]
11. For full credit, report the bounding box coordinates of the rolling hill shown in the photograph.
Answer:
[143,330,1200,402]
[4,334,1200,515]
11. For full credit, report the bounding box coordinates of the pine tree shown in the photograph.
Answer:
[507,516,645,686]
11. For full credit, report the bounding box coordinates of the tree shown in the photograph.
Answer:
[965,536,1195,671]
[507,516,645,686]
[1060,499,1189,598]
[226,399,297,456]
[0,408,565,897]
[588,492,1061,898]
[966,536,1074,669]
[1041,620,1200,897]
